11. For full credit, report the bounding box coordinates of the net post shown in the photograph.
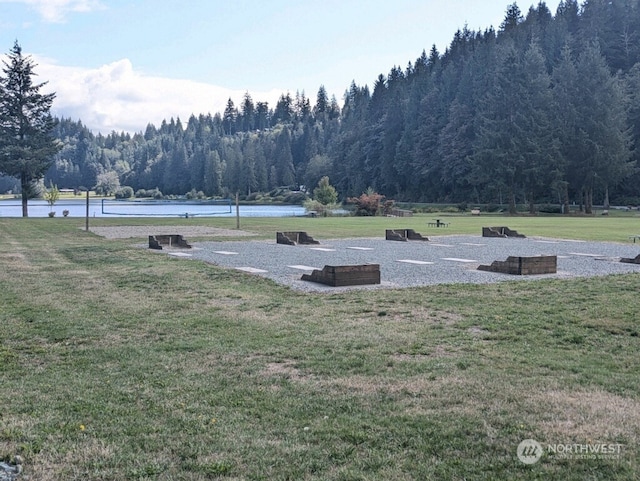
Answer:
[235,192,240,229]
[85,190,89,231]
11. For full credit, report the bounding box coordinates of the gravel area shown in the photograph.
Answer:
[165,235,640,292]
[89,225,257,239]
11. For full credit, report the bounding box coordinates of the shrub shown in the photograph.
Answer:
[185,189,206,200]
[313,176,338,205]
[115,186,134,199]
[347,188,386,216]
[538,204,562,214]
[382,200,396,215]
[442,206,460,213]
[303,199,339,217]
[43,182,59,212]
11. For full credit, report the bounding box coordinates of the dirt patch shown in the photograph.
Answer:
[88,226,257,239]
[263,361,306,381]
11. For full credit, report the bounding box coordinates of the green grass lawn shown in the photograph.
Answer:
[1,215,639,480]
[78,209,640,242]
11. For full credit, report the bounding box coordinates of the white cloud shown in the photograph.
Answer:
[0,0,104,23]
[35,57,285,134]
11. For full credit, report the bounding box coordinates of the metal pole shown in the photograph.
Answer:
[85,190,89,231]
[236,192,240,229]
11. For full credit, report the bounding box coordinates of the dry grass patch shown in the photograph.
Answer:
[533,388,640,443]
[28,439,117,481]
[0,252,30,269]
[263,360,307,382]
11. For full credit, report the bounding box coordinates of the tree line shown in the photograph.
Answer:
[3,0,640,214]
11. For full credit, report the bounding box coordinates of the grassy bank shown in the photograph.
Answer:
[0,216,639,480]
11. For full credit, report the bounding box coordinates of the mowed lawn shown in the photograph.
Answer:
[1,214,639,480]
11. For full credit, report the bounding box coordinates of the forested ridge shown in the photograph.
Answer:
[6,0,640,212]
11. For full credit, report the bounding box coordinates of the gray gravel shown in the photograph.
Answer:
[167,235,640,292]
[90,225,256,239]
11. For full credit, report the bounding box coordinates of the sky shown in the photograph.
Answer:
[0,0,563,134]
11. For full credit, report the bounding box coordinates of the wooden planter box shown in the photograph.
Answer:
[149,235,192,250]
[385,229,429,241]
[482,226,526,238]
[301,264,381,287]
[276,231,320,245]
[620,254,640,264]
[477,255,557,275]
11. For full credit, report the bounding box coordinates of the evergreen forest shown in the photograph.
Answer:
[5,0,640,213]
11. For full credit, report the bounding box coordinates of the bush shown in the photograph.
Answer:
[136,188,164,199]
[303,199,339,217]
[538,204,562,214]
[347,188,386,216]
[185,189,206,200]
[313,176,338,205]
[441,206,460,213]
[115,186,134,199]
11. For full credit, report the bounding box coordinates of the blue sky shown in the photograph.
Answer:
[0,0,562,134]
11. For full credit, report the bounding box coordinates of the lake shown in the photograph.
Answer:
[0,199,307,218]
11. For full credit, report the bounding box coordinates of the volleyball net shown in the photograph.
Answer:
[101,198,233,217]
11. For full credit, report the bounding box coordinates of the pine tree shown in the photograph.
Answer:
[314,85,329,121]
[551,44,581,212]
[222,98,237,135]
[574,42,632,212]
[240,92,255,132]
[519,42,559,213]
[272,93,293,125]
[472,44,529,213]
[274,127,295,186]
[0,41,61,216]
[255,102,270,130]
[500,3,524,37]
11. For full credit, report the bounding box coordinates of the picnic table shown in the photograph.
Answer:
[428,219,450,228]
[629,235,640,243]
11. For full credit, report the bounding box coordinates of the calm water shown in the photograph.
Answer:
[0,199,307,218]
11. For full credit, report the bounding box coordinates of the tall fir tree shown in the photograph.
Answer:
[574,42,632,211]
[0,41,61,216]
